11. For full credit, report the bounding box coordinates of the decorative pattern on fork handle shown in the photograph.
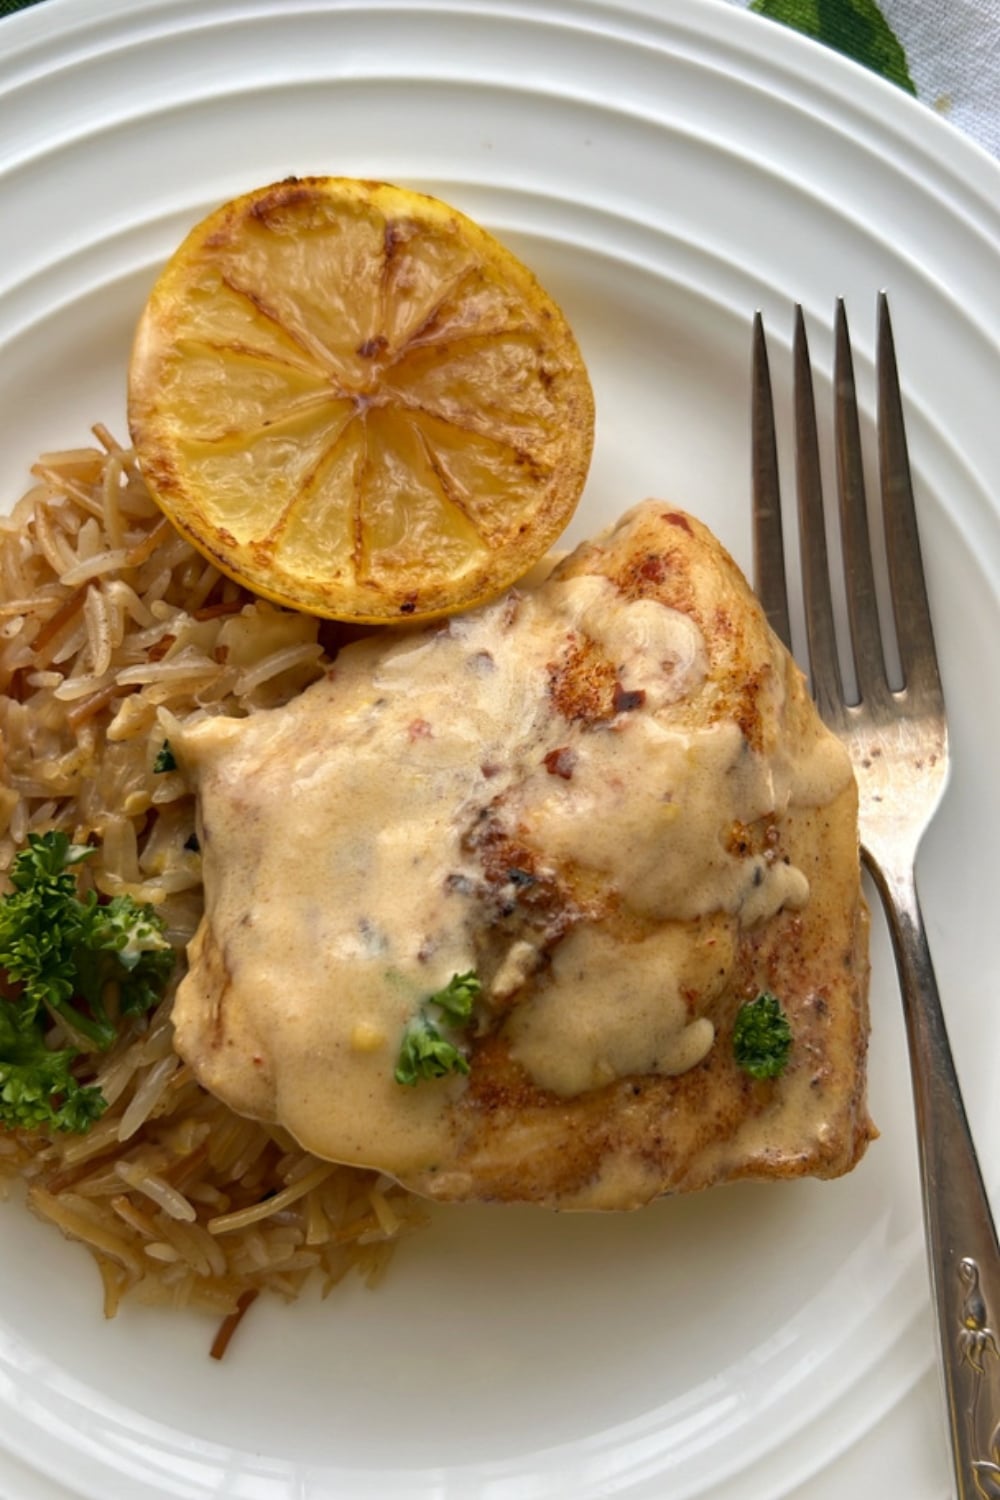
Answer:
[959,1258,1000,1498]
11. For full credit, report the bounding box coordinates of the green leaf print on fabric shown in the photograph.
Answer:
[749,0,917,95]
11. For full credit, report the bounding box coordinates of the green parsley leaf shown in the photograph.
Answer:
[153,740,177,773]
[0,1005,107,1133]
[0,832,101,1035]
[733,992,793,1080]
[393,970,480,1087]
[394,1013,471,1087]
[0,831,176,1133]
[90,895,177,1017]
[429,970,481,1023]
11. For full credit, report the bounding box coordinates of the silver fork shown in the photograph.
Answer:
[752,294,1000,1499]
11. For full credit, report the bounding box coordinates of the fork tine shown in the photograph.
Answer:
[793,306,846,728]
[751,311,792,651]
[876,292,944,710]
[834,299,891,706]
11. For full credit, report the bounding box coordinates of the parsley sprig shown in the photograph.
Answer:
[733,991,792,1080]
[0,831,176,1132]
[394,971,480,1087]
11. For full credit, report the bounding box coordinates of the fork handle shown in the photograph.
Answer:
[867,857,1000,1498]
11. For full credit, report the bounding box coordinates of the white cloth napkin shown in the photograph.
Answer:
[726,0,1000,158]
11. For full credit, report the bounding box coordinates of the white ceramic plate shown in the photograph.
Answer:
[1,2,998,1497]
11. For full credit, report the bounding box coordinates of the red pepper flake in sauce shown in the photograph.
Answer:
[638,554,668,584]
[408,718,432,741]
[612,683,647,714]
[662,511,694,534]
[543,746,577,780]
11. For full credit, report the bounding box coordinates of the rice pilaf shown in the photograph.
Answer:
[0,429,426,1354]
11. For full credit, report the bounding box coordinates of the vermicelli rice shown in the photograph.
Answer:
[0,428,427,1352]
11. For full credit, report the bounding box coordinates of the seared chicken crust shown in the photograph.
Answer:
[172,503,874,1209]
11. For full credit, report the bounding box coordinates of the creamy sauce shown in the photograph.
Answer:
[171,538,853,1180]
[506,918,729,1096]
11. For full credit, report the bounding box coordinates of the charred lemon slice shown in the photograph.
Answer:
[127,176,595,622]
